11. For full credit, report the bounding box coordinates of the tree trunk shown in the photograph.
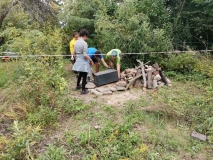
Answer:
[0,0,19,29]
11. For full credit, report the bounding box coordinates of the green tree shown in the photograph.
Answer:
[95,0,173,68]
[59,0,108,51]
[167,0,213,50]
[0,0,58,29]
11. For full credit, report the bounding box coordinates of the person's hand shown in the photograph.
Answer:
[71,55,74,60]
[107,66,112,69]
[90,60,94,66]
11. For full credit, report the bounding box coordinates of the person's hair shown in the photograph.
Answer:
[73,30,79,37]
[79,29,89,37]
[94,50,101,58]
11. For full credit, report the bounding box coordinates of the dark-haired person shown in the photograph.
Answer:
[70,31,79,61]
[106,49,121,78]
[70,31,79,78]
[87,47,109,81]
[72,29,94,95]
[87,47,109,79]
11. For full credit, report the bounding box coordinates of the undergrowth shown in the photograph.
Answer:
[0,54,213,159]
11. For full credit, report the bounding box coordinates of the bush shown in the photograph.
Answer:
[95,1,172,69]
[37,145,67,160]
[27,105,58,126]
[15,57,67,107]
[0,121,41,159]
[0,27,63,55]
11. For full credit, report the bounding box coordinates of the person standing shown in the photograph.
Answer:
[72,29,94,94]
[106,49,121,78]
[70,31,79,78]
[70,31,79,61]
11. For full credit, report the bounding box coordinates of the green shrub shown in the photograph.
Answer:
[37,144,66,160]
[0,27,63,55]
[64,98,90,115]
[0,121,41,159]
[15,57,67,107]
[27,105,58,126]
[185,84,213,140]
[65,121,148,159]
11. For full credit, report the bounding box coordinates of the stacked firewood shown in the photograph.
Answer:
[119,60,172,90]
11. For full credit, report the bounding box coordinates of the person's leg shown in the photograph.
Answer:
[95,62,100,72]
[82,72,87,91]
[81,72,89,94]
[76,72,83,88]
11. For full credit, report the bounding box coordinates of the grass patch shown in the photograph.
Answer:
[1,59,213,159]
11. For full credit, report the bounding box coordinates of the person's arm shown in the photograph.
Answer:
[116,63,121,78]
[116,56,121,78]
[73,43,76,60]
[83,43,94,65]
[70,40,74,55]
[101,58,109,68]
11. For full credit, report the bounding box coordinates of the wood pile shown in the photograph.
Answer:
[118,60,172,90]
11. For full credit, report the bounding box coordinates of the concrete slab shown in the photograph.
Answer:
[103,91,113,95]
[116,81,127,87]
[86,82,96,89]
[191,131,207,141]
[109,87,117,92]
[96,87,111,93]
[116,86,126,91]
[90,89,103,95]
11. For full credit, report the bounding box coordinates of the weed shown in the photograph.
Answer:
[0,121,41,159]
[27,105,58,126]
[64,98,90,115]
[37,144,67,160]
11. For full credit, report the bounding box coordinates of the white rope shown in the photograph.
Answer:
[0,50,213,58]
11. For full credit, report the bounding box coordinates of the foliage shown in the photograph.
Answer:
[0,27,63,55]
[64,122,148,159]
[167,0,213,50]
[0,121,41,159]
[64,98,90,115]
[16,57,66,106]
[0,2,30,30]
[95,0,173,69]
[37,144,67,160]
[0,61,19,88]
[0,0,58,29]
[60,0,107,48]
[159,52,197,73]
[27,105,58,126]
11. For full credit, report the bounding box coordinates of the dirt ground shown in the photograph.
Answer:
[66,63,147,107]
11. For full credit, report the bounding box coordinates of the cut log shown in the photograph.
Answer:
[125,69,131,74]
[147,68,153,89]
[136,59,147,88]
[120,72,126,79]
[152,63,168,85]
[125,74,142,90]
[153,80,158,88]
[133,69,142,88]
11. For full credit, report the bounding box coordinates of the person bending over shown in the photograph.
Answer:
[106,49,121,78]
[87,47,110,80]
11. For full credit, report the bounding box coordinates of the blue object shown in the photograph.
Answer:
[112,50,118,56]
[88,47,103,59]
